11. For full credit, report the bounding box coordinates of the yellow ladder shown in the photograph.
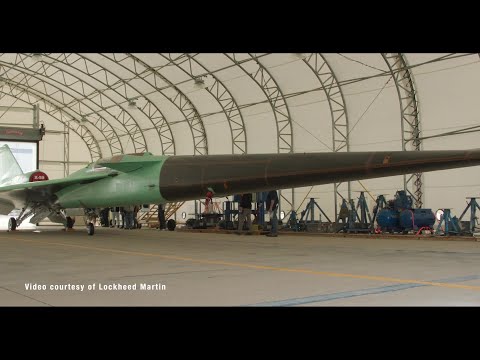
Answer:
[137,203,186,226]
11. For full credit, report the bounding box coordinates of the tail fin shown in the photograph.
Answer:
[0,144,24,185]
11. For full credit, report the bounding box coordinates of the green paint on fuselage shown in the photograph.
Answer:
[55,154,169,208]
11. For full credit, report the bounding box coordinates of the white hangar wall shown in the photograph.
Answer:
[2,53,480,224]
[407,53,480,217]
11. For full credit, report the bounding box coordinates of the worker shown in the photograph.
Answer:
[204,189,214,214]
[338,199,349,224]
[100,208,110,227]
[158,203,166,231]
[123,205,134,229]
[265,190,279,237]
[111,206,121,228]
[133,205,140,229]
[237,193,253,233]
[119,207,125,228]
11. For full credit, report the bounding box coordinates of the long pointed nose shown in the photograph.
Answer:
[158,149,480,202]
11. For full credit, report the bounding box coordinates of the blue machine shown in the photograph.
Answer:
[376,190,435,233]
[376,209,400,231]
[393,190,412,210]
[399,209,435,230]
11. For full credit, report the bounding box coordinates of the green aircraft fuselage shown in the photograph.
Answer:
[4,147,480,216]
[55,158,166,208]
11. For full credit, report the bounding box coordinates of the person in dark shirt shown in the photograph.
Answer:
[133,205,140,229]
[265,190,279,237]
[338,199,349,224]
[158,203,166,231]
[123,205,134,229]
[100,208,110,227]
[237,193,253,233]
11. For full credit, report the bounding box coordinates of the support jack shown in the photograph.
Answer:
[300,198,331,224]
[435,209,460,236]
[458,197,480,235]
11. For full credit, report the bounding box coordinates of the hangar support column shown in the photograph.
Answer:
[224,53,295,216]
[382,53,423,208]
[303,53,351,218]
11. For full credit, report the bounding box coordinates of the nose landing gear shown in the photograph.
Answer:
[8,217,17,232]
[87,222,95,236]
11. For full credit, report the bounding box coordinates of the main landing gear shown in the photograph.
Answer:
[61,209,96,236]
[7,206,36,232]
[84,208,98,236]
[66,216,74,229]
[167,219,176,231]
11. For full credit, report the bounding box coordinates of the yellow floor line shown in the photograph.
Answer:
[4,236,480,291]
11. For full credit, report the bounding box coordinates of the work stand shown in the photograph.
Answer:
[458,197,480,235]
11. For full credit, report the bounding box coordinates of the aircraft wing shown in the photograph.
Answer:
[0,171,118,214]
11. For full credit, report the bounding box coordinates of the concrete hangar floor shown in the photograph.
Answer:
[1,226,480,306]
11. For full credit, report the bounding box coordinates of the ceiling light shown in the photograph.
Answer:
[128,99,137,109]
[292,53,308,60]
[32,53,43,62]
[194,76,206,90]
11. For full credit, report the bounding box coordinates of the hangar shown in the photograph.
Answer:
[1,53,480,306]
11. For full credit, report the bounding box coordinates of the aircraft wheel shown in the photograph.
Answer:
[66,216,74,229]
[186,218,195,228]
[87,222,95,236]
[167,219,176,231]
[8,217,17,231]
